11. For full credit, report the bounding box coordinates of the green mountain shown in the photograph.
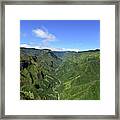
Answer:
[20,47,100,100]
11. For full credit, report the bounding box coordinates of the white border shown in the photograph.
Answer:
[5,5,115,115]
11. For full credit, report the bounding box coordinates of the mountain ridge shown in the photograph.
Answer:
[20,47,100,100]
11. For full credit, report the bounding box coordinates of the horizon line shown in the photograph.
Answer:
[20,47,100,52]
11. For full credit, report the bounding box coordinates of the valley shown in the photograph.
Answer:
[20,47,100,100]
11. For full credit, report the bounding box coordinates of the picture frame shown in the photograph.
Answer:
[0,0,119,119]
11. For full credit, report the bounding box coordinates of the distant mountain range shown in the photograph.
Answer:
[20,47,100,100]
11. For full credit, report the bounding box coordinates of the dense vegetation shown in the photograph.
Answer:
[20,47,100,100]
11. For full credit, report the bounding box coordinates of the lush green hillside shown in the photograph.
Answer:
[20,48,100,100]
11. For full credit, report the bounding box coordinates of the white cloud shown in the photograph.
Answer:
[32,28,56,42]
[62,48,80,52]
[20,44,31,48]
[20,44,40,49]
[50,47,80,52]
[20,44,80,52]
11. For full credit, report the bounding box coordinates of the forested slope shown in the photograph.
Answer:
[20,48,100,100]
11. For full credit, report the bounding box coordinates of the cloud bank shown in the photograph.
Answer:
[20,44,80,52]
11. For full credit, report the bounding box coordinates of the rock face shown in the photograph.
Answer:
[20,47,100,100]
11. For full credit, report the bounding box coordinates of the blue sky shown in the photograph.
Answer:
[20,20,100,51]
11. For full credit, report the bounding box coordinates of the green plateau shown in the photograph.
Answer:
[20,47,100,100]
